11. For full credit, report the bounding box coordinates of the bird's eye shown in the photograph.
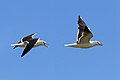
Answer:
[97,42,100,45]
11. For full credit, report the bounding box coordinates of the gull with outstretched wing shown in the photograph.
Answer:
[11,33,48,57]
[64,16,103,48]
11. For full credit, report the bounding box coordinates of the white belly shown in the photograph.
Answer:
[65,43,94,48]
[33,41,42,47]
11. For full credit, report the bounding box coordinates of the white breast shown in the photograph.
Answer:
[34,39,42,47]
[65,43,94,48]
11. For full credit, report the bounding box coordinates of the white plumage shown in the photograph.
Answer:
[11,33,48,57]
[64,16,103,48]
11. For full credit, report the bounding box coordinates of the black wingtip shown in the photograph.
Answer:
[21,53,26,57]
[29,33,36,36]
[32,33,36,35]
[21,54,24,57]
[13,46,17,49]
[78,15,81,24]
[78,15,84,25]
[78,15,82,20]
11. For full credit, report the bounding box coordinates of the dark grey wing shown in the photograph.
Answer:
[22,33,36,42]
[21,38,38,57]
[13,33,36,49]
[77,16,93,44]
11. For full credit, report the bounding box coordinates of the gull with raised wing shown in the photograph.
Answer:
[64,16,103,48]
[11,33,48,57]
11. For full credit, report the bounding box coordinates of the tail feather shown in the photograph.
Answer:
[64,44,69,46]
[11,44,18,46]
[11,44,19,49]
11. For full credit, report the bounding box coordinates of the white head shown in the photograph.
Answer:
[90,41,103,46]
[40,40,48,48]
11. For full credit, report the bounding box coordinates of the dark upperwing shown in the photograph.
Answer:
[77,16,93,44]
[13,33,36,49]
[21,38,39,57]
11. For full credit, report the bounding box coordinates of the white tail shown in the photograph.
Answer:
[64,44,69,46]
[11,42,27,47]
[11,44,19,46]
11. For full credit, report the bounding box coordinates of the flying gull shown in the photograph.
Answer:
[64,16,103,48]
[11,33,48,57]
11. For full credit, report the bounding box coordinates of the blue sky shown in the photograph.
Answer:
[0,0,119,80]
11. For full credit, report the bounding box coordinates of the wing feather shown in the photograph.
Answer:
[77,16,93,44]
[22,33,36,42]
[13,33,36,49]
[21,38,38,57]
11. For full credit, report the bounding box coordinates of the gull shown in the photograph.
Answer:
[64,16,103,48]
[11,33,48,57]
